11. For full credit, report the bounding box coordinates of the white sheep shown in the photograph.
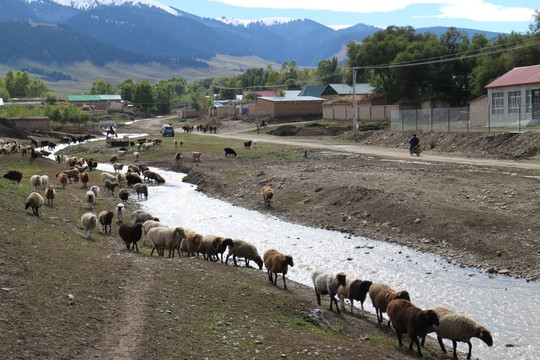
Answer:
[337,275,373,315]
[30,174,42,192]
[116,203,126,222]
[133,151,140,162]
[90,185,100,198]
[25,192,44,216]
[101,172,117,183]
[421,307,493,360]
[225,239,264,269]
[40,175,49,190]
[81,212,98,240]
[142,219,167,246]
[311,269,347,314]
[148,226,186,257]
[85,190,96,206]
[369,282,411,326]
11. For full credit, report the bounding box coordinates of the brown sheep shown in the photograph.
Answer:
[214,237,234,263]
[338,277,373,315]
[25,192,44,216]
[98,210,114,234]
[45,185,56,206]
[369,282,411,326]
[263,249,294,289]
[134,183,148,200]
[180,228,203,258]
[79,172,89,188]
[262,186,274,207]
[109,155,119,163]
[175,152,182,162]
[386,299,439,357]
[104,179,120,195]
[57,172,68,188]
[113,162,124,173]
[192,151,201,162]
[118,188,129,203]
[198,235,222,261]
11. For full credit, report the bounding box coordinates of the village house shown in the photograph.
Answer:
[485,64,540,126]
[67,95,123,112]
[256,96,324,118]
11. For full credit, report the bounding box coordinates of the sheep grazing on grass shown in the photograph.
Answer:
[118,222,144,251]
[45,185,56,206]
[126,172,142,187]
[40,175,49,190]
[85,190,96,207]
[244,140,252,149]
[369,282,411,327]
[225,239,263,269]
[118,188,129,203]
[263,249,294,290]
[58,169,80,183]
[133,152,140,162]
[57,172,68,188]
[98,210,114,233]
[262,186,274,207]
[30,174,42,192]
[311,269,347,314]
[174,139,178,148]
[3,170,23,183]
[192,151,201,162]
[25,192,44,216]
[387,299,440,357]
[81,212,98,240]
[104,179,120,195]
[337,277,373,315]
[175,152,182,162]
[79,172,89,188]
[134,183,148,200]
[101,172,117,183]
[421,307,493,360]
[130,209,159,224]
[224,148,237,157]
[109,155,119,163]
[179,228,203,258]
[116,203,126,222]
[148,226,186,257]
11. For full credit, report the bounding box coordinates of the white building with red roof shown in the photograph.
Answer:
[485,64,540,126]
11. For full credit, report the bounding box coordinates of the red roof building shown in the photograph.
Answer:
[485,65,540,126]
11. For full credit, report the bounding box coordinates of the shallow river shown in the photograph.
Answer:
[57,138,539,360]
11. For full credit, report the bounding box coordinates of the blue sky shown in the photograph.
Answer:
[157,0,538,34]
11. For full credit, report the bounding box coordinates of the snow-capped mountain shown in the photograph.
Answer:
[0,0,501,68]
[24,0,179,16]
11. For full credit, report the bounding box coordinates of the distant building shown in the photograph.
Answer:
[242,90,277,98]
[67,95,122,111]
[485,64,540,126]
[299,83,375,100]
[256,96,324,118]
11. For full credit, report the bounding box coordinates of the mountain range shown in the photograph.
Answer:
[0,0,502,81]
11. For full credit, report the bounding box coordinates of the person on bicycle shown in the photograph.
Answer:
[409,134,420,154]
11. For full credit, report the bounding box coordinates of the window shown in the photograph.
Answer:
[508,91,521,113]
[492,92,504,114]
[526,90,532,113]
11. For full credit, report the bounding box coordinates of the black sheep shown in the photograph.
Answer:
[3,170,23,183]
[118,223,144,251]
[126,172,142,187]
[224,148,237,157]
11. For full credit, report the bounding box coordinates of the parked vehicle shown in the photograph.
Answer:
[161,125,174,137]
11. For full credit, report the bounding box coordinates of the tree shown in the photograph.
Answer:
[153,79,175,114]
[317,57,342,85]
[27,77,49,97]
[90,79,116,95]
[13,71,31,97]
[132,80,154,109]
[119,78,134,102]
[0,87,9,101]
[4,70,15,96]
[265,66,282,87]
[214,76,239,100]
[189,90,209,111]
[168,77,187,98]
[530,9,540,33]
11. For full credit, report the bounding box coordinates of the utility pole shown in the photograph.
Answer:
[352,68,358,138]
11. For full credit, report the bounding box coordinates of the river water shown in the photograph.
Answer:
[55,137,539,360]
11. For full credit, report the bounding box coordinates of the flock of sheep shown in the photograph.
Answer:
[2,136,493,360]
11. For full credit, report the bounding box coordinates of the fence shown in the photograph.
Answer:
[391,107,540,133]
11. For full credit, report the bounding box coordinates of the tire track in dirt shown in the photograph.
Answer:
[85,251,156,360]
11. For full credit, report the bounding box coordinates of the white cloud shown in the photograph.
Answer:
[210,0,535,22]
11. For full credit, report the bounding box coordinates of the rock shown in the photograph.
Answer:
[414,218,422,224]
[486,266,496,273]
[498,269,510,275]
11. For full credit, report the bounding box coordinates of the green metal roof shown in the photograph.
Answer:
[299,86,327,97]
[68,95,122,102]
